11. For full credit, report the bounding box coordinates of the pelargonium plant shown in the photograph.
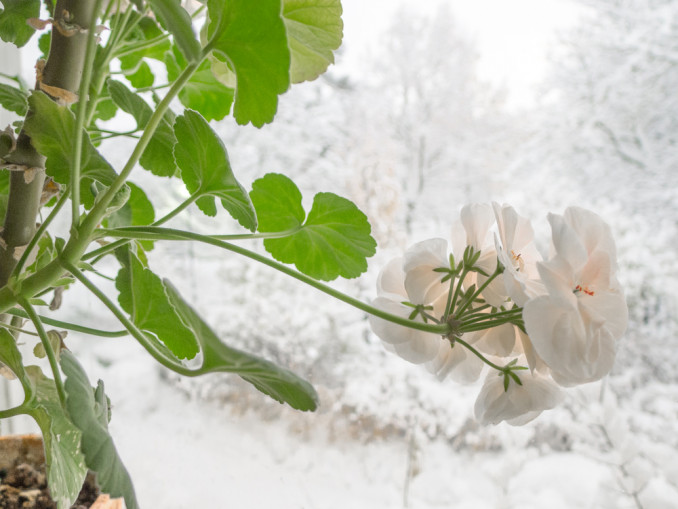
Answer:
[368,203,628,425]
[0,0,627,507]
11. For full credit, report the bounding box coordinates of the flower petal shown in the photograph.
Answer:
[403,238,449,304]
[376,256,407,297]
[427,340,484,384]
[474,369,562,425]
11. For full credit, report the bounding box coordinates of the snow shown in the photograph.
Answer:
[3,1,678,508]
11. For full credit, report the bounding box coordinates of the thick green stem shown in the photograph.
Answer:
[12,190,70,279]
[1,0,97,288]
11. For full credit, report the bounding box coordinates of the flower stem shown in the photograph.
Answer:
[94,226,452,335]
[454,336,504,372]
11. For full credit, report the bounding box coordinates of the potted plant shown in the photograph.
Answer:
[0,0,627,507]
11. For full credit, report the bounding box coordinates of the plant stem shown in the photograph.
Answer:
[17,296,66,406]
[455,266,502,317]
[461,307,522,327]
[96,226,451,335]
[61,259,191,375]
[0,0,98,289]
[0,403,32,420]
[0,321,39,337]
[67,56,205,259]
[6,308,128,338]
[454,336,505,372]
[448,268,469,317]
[12,190,70,279]
[72,0,104,227]
[154,193,201,225]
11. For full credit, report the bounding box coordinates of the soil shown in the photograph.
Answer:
[0,462,100,509]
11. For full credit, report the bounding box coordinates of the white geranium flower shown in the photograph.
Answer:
[492,202,545,306]
[523,209,628,386]
[474,368,563,425]
[426,339,484,384]
[451,203,507,308]
[368,240,449,364]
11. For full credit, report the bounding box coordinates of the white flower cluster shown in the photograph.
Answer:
[369,203,628,425]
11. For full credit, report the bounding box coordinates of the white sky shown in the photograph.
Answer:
[341,0,582,107]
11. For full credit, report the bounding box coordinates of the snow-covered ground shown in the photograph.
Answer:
[3,2,678,508]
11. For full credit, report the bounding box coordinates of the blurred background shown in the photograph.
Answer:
[1,0,677,507]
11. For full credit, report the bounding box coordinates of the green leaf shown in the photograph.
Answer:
[23,232,57,280]
[120,58,155,89]
[0,82,28,115]
[115,14,169,63]
[283,0,343,83]
[23,92,118,208]
[33,330,67,360]
[165,45,234,121]
[105,182,155,228]
[25,366,88,509]
[0,0,40,47]
[147,0,200,62]
[0,129,13,159]
[0,328,28,383]
[163,280,319,411]
[105,182,156,250]
[38,28,50,57]
[107,80,177,177]
[250,173,376,280]
[173,110,256,231]
[115,250,199,360]
[206,0,290,127]
[60,351,139,509]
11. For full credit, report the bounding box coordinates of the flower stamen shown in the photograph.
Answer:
[574,284,595,296]
[510,250,525,272]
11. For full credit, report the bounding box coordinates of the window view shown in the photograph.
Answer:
[0,0,676,507]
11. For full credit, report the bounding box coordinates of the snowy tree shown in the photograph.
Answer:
[510,0,678,379]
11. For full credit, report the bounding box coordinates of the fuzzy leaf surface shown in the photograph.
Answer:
[206,0,290,126]
[173,110,256,231]
[165,45,234,121]
[0,82,27,115]
[26,366,88,509]
[108,80,177,177]
[147,0,200,61]
[60,352,138,509]
[23,92,117,207]
[283,0,343,83]
[0,0,39,47]
[250,173,376,280]
[163,280,319,411]
[115,250,199,359]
